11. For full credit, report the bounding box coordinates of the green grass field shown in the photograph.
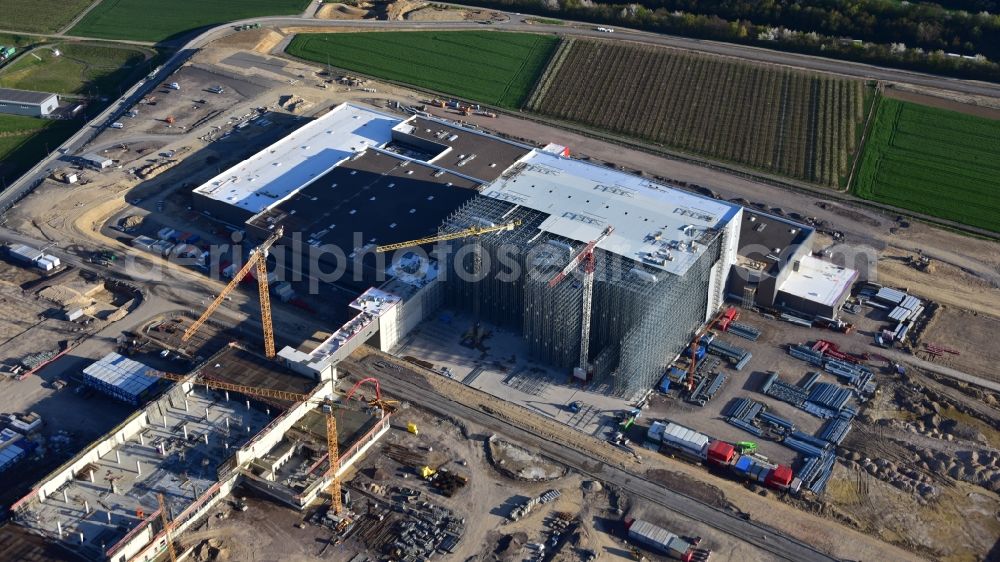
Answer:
[0,43,152,97]
[71,0,310,42]
[0,33,41,50]
[286,31,559,108]
[0,116,77,186]
[0,0,94,34]
[854,98,1000,232]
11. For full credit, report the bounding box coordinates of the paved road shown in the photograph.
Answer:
[56,0,105,36]
[353,357,840,562]
[235,15,1000,98]
[883,349,1000,393]
[4,5,1000,213]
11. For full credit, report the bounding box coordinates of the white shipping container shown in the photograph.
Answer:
[133,235,156,251]
[660,422,710,456]
[35,257,55,271]
[647,420,667,443]
[628,520,676,554]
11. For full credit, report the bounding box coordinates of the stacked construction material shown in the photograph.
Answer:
[807,382,852,411]
[758,411,795,434]
[783,434,830,459]
[780,312,812,327]
[725,398,765,436]
[788,344,824,366]
[761,371,809,408]
[707,338,752,370]
[727,322,760,341]
[817,415,852,446]
[823,359,876,396]
[797,451,837,493]
[687,372,727,406]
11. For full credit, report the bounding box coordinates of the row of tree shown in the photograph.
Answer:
[470,0,1000,82]
[623,0,1000,60]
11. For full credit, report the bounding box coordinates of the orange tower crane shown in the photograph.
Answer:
[145,369,375,516]
[684,308,729,391]
[157,493,177,562]
[182,227,283,358]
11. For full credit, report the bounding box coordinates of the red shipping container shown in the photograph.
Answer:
[766,465,794,488]
[706,440,735,465]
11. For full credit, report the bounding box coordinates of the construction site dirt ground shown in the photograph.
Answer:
[347,351,930,562]
[0,260,136,379]
[0,364,135,511]
[918,306,1000,383]
[0,263,88,368]
[821,367,1000,562]
[194,400,772,562]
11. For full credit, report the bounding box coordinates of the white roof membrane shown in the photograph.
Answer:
[481,151,742,276]
[192,104,402,214]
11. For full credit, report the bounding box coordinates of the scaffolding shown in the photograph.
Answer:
[437,196,725,396]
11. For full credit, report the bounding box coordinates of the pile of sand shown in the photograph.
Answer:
[315,3,371,19]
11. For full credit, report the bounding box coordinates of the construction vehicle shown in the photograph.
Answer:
[547,225,614,379]
[144,367,379,517]
[717,306,739,331]
[157,493,178,562]
[182,227,283,358]
[618,408,641,430]
[374,220,521,253]
[344,377,399,416]
[684,307,731,391]
[735,441,758,454]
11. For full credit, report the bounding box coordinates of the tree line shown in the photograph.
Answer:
[469,0,1000,82]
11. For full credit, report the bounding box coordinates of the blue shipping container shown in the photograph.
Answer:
[658,376,671,393]
[734,455,752,474]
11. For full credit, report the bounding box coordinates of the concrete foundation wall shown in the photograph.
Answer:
[24,410,149,506]
[296,414,391,507]
[378,281,442,352]
[234,383,330,467]
[118,474,239,562]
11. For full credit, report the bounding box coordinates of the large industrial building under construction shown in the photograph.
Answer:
[191,102,745,397]
[8,345,390,562]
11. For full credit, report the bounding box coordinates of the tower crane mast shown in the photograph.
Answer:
[548,225,614,374]
[144,369,397,517]
[182,227,283,358]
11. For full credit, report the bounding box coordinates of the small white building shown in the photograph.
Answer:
[0,87,58,117]
[81,353,160,405]
[78,152,113,170]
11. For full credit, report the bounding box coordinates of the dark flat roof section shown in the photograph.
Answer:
[249,149,480,260]
[0,88,56,105]
[738,210,813,260]
[394,117,530,182]
[195,345,317,400]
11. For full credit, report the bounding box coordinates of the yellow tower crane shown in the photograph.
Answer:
[157,493,177,562]
[182,227,283,358]
[374,220,521,253]
[146,370,395,516]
